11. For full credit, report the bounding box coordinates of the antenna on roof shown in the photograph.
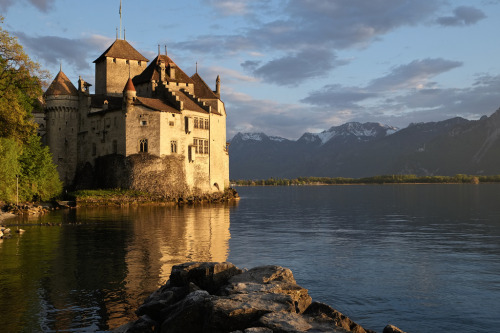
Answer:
[196,61,198,73]
[119,0,122,39]
[59,61,62,72]
[158,44,160,56]
[165,45,167,56]
[124,28,126,40]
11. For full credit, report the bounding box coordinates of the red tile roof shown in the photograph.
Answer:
[133,54,194,85]
[94,39,149,63]
[136,97,180,113]
[44,70,78,96]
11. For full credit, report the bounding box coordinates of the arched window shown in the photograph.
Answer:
[140,139,148,153]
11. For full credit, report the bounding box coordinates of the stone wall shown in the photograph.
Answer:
[76,153,189,197]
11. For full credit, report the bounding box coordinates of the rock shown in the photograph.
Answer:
[383,324,407,333]
[160,290,212,333]
[119,262,382,333]
[169,262,243,294]
[209,293,296,332]
[304,302,375,333]
[258,312,312,332]
[225,266,312,314]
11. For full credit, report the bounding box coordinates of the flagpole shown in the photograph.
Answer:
[119,0,122,39]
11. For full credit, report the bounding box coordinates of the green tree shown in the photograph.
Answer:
[0,16,48,144]
[0,17,61,202]
[0,137,21,202]
[18,135,61,201]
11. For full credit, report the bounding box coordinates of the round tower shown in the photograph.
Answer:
[44,70,80,187]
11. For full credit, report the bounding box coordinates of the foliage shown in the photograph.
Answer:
[18,135,61,201]
[0,17,61,202]
[0,17,48,144]
[0,137,21,202]
[232,174,494,186]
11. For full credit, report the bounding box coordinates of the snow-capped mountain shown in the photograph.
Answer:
[298,122,399,145]
[229,111,500,179]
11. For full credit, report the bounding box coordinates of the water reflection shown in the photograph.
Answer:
[0,203,233,332]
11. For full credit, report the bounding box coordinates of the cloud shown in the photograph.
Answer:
[244,49,341,86]
[0,0,55,12]
[14,32,113,72]
[177,1,445,87]
[436,6,486,26]
[301,85,377,109]
[367,58,463,91]
[224,89,345,139]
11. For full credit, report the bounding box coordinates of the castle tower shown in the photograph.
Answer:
[93,39,149,96]
[44,70,80,186]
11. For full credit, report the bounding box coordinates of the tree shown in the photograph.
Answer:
[0,16,48,144]
[18,135,61,201]
[0,137,21,202]
[0,17,61,202]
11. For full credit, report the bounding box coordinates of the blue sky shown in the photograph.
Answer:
[2,0,500,139]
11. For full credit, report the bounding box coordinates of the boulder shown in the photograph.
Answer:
[383,324,407,333]
[117,262,395,333]
[169,262,243,294]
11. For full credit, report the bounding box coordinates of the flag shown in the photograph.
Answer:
[119,0,122,16]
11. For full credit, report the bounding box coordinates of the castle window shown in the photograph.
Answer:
[112,140,118,154]
[194,117,199,129]
[171,140,177,153]
[140,114,148,126]
[139,139,148,153]
[92,143,96,156]
[126,60,129,65]
[193,138,198,153]
[113,58,116,63]
[169,121,174,127]
[138,61,142,66]
[204,140,209,154]
[198,138,203,154]
[199,119,204,129]
[141,120,148,126]
[205,119,209,129]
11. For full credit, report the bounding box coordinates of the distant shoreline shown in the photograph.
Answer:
[231,174,500,186]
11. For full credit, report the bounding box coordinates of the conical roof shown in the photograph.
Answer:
[123,77,136,92]
[94,39,149,63]
[45,70,78,96]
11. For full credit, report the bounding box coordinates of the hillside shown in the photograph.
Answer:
[229,110,500,179]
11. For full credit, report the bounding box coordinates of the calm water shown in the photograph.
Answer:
[1,185,499,332]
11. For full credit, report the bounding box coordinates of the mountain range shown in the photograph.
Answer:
[229,109,500,179]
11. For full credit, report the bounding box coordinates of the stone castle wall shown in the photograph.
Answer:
[76,153,190,197]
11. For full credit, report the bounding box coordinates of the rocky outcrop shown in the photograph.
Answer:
[115,262,407,333]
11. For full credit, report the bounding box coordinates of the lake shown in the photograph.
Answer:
[1,185,499,332]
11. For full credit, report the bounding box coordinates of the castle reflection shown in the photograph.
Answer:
[74,203,233,329]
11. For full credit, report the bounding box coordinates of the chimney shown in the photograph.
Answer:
[215,75,221,97]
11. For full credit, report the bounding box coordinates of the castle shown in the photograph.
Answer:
[43,38,229,196]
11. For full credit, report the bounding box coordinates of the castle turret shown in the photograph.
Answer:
[93,39,148,97]
[44,70,79,186]
[123,77,136,106]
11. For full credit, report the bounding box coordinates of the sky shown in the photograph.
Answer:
[2,0,500,139]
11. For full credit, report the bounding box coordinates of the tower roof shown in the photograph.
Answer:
[123,77,136,92]
[44,70,78,96]
[191,73,218,99]
[93,39,149,63]
[133,54,194,85]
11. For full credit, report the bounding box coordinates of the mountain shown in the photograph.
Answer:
[229,111,500,179]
